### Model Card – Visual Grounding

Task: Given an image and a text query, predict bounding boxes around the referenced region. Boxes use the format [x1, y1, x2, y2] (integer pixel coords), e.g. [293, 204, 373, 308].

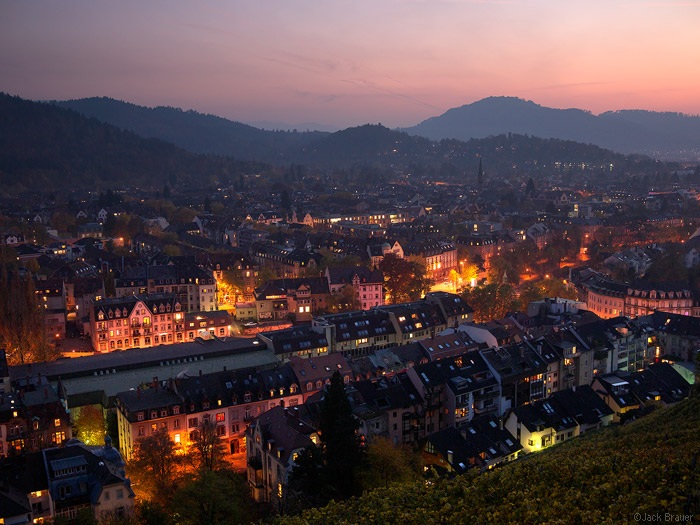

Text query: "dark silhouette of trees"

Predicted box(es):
[288, 371, 363, 511]
[320, 371, 362, 499]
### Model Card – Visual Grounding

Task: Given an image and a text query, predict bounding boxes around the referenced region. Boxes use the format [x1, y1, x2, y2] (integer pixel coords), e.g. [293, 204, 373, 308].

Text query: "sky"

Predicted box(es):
[2, 0, 700, 129]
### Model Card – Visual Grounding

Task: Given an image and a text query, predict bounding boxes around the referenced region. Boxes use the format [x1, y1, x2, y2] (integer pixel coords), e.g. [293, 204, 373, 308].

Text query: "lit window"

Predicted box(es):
[54, 418, 61, 427]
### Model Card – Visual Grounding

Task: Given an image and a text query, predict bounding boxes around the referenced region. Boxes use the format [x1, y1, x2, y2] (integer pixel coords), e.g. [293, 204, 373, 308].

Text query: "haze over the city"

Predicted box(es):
[3, 0, 700, 129]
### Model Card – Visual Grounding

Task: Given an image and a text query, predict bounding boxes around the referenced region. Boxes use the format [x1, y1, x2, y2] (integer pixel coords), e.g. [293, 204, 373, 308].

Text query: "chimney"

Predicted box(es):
[43, 387, 49, 400]
[199, 370, 203, 377]
[447, 450, 454, 465]
[136, 386, 141, 399]
[223, 366, 227, 372]
[152, 376, 159, 391]
[499, 417, 504, 430]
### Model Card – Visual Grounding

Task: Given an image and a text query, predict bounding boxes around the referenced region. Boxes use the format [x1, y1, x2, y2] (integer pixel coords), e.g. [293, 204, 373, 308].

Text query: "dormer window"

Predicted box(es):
[203, 401, 210, 409]
[98, 312, 104, 320]
[173, 406, 180, 415]
[137, 412, 144, 421]
[244, 392, 252, 403]
[151, 411, 157, 419]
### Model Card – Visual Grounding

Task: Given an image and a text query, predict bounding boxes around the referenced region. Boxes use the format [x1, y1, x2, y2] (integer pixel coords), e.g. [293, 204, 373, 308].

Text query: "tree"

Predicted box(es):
[256, 266, 277, 287]
[73, 405, 105, 446]
[162, 244, 182, 257]
[287, 445, 329, 512]
[461, 283, 518, 323]
[0, 267, 56, 365]
[379, 253, 431, 304]
[280, 189, 291, 212]
[171, 470, 253, 525]
[326, 284, 357, 314]
[103, 270, 116, 298]
[359, 437, 422, 491]
[517, 279, 577, 311]
[319, 371, 362, 499]
[187, 418, 226, 473]
[525, 177, 536, 196]
[130, 428, 179, 504]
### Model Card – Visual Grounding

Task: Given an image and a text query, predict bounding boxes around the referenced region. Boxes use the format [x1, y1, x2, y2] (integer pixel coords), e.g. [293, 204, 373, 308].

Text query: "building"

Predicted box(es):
[408, 350, 500, 432]
[254, 277, 331, 322]
[403, 240, 458, 282]
[250, 243, 319, 279]
[89, 293, 186, 352]
[325, 266, 385, 310]
[0, 367, 72, 458]
[573, 268, 697, 319]
[480, 343, 549, 415]
[246, 406, 319, 509]
[423, 415, 521, 474]
[349, 373, 423, 445]
[9, 338, 277, 414]
[505, 385, 613, 454]
[0, 437, 134, 523]
[288, 354, 353, 401]
[115, 264, 218, 313]
[115, 365, 304, 461]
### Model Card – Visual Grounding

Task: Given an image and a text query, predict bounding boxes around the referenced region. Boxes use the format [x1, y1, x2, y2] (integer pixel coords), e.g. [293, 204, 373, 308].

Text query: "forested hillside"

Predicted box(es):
[0, 94, 270, 192]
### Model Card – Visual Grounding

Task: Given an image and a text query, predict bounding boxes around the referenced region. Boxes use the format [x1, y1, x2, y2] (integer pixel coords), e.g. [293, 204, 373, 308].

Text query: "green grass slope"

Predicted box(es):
[280, 398, 700, 524]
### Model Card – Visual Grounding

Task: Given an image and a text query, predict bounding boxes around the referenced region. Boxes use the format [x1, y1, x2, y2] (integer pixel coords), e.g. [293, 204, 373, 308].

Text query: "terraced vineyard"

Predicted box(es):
[279, 398, 700, 524]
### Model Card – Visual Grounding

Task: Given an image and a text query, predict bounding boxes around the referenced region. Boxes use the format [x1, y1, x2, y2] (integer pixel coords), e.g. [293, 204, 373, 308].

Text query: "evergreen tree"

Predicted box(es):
[281, 189, 291, 212]
[319, 371, 362, 499]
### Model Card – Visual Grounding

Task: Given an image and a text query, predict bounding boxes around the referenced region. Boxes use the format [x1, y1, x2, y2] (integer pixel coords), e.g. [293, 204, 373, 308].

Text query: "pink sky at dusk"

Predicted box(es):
[2, 0, 700, 129]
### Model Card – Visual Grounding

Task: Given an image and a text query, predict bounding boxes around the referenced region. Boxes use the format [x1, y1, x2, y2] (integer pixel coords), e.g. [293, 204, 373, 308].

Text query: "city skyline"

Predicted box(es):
[3, 0, 700, 129]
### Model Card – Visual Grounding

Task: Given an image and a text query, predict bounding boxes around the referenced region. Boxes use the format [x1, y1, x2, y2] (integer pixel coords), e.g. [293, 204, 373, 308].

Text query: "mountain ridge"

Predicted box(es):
[403, 96, 700, 159]
[0, 93, 270, 193]
[53, 97, 327, 161]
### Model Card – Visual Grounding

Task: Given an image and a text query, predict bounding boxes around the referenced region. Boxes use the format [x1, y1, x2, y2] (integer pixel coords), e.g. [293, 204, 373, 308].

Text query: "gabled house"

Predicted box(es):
[246, 406, 319, 510]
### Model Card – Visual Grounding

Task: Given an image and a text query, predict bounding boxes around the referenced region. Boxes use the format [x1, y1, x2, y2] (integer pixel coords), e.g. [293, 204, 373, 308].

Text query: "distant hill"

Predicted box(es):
[4, 93, 669, 192]
[51, 97, 669, 176]
[279, 397, 700, 524]
[292, 124, 663, 177]
[245, 120, 338, 133]
[403, 96, 700, 159]
[54, 97, 327, 161]
[0, 94, 269, 193]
